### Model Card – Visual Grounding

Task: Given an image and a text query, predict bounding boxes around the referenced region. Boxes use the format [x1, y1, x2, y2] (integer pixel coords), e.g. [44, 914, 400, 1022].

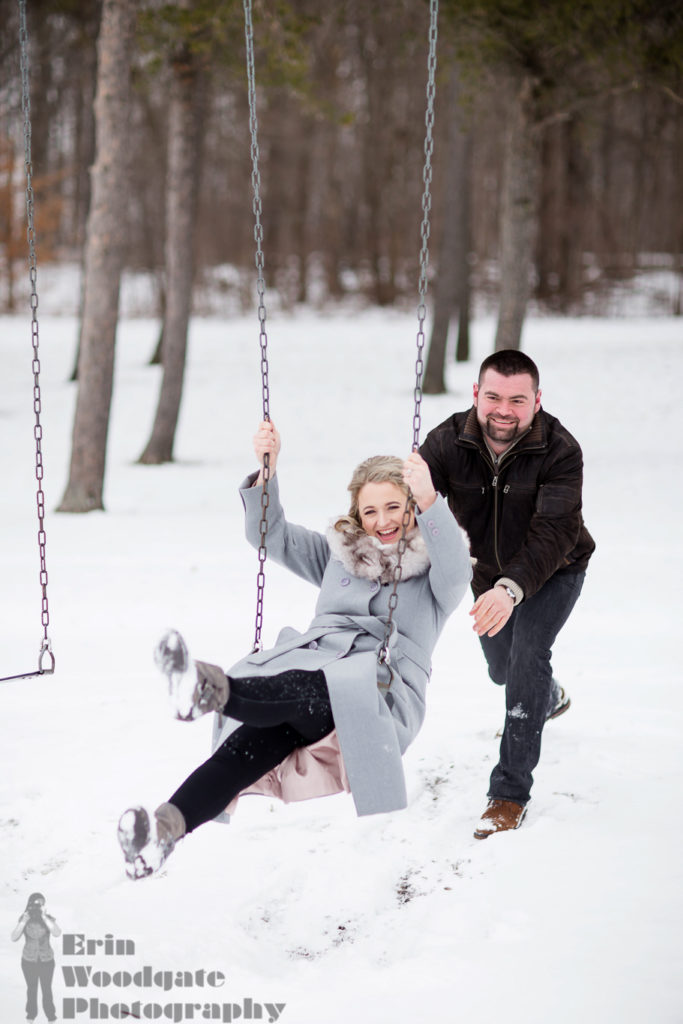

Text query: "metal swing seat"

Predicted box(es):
[1, 0, 55, 684]
[243, 0, 439, 666]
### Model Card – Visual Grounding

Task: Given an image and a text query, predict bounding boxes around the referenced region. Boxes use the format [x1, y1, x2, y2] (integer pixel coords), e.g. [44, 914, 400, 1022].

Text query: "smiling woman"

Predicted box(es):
[117, 422, 472, 880]
[333, 452, 435, 546]
[358, 481, 416, 543]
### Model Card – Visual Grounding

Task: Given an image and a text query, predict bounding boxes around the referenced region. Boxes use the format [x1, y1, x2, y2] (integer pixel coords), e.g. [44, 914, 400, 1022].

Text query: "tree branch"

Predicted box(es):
[532, 79, 642, 133]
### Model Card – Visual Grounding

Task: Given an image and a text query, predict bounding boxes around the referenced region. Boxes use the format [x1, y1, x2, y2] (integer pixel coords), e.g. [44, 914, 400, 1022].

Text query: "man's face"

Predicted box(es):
[473, 369, 541, 452]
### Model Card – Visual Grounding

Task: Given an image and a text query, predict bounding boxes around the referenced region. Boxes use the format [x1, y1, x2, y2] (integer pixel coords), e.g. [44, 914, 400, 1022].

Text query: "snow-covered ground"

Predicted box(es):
[1, 298, 681, 1024]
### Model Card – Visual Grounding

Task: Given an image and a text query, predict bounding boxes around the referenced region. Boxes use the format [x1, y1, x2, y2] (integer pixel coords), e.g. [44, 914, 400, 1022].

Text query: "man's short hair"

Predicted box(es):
[478, 350, 540, 392]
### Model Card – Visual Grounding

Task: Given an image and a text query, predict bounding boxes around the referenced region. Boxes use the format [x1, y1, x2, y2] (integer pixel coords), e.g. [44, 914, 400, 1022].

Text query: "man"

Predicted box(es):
[420, 349, 595, 838]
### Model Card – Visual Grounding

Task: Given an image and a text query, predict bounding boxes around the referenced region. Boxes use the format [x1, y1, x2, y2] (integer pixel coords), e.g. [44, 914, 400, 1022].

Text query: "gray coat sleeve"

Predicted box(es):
[239, 472, 330, 587]
[416, 494, 473, 615]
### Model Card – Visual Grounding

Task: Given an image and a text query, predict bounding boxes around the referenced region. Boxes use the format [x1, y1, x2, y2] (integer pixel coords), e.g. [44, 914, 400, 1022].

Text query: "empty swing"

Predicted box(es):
[242, 0, 439, 665]
[1, 0, 55, 684]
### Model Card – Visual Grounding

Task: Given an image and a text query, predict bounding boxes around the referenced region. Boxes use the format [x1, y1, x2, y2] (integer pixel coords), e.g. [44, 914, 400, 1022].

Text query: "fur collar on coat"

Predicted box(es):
[326, 523, 430, 585]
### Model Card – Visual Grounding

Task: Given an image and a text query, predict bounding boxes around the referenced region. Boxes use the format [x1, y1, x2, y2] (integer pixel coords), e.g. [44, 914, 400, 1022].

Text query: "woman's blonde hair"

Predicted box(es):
[334, 455, 414, 536]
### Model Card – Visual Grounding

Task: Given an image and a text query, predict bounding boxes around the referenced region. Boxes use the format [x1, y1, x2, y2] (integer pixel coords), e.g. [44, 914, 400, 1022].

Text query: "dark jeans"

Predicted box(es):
[170, 669, 334, 832]
[479, 571, 585, 805]
[22, 958, 56, 1021]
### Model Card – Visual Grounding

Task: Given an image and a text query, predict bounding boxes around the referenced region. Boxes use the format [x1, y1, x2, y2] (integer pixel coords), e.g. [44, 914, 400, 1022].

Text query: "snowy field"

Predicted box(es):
[1, 295, 681, 1024]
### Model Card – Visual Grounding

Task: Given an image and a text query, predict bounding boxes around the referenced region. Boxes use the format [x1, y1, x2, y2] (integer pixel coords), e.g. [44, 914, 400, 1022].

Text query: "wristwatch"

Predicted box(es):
[501, 585, 516, 603]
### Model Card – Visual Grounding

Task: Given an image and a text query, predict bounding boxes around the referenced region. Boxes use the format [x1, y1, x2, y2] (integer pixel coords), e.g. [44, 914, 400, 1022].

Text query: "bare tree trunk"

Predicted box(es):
[137, 50, 205, 465]
[1, 143, 17, 312]
[69, 3, 102, 383]
[57, 0, 135, 513]
[494, 74, 540, 352]
[558, 118, 583, 311]
[74, 4, 102, 248]
[455, 184, 472, 365]
[424, 66, 472, 393]
[535, 118, 583, 312]
[293, 133, 311, 305]
[26, 1, 51, 180]
[675, 109, 683, 317]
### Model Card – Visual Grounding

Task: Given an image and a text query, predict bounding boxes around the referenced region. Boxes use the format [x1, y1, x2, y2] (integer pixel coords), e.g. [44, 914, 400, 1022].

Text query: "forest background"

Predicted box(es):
[1, 7, 682, 1018]
[0, 0, 682, 514]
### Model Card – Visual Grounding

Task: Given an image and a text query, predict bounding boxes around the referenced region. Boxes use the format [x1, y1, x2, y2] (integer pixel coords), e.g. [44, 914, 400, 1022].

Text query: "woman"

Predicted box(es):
[118, 421, 472, 879]
[11, 892, 61, 1023]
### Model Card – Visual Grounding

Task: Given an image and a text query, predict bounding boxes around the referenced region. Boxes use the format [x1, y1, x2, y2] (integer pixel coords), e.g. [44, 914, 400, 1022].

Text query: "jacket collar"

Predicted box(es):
[460, 406, 547, 454]
[326, 523, 430, 585]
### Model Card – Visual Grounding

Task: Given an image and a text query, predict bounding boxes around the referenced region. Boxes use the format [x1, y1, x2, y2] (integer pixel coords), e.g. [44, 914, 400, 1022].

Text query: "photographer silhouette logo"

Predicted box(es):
[11, 892, 61, 1023]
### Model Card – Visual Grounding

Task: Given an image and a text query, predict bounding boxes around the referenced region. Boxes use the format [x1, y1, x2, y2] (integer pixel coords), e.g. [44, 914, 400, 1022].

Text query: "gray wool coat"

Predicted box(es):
[213, 472, 472, 817]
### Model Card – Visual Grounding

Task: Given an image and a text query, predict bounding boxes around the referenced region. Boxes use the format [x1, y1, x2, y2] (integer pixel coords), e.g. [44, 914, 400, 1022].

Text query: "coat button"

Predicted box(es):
[308, 640, 318, 650]
[427, 519, 436, 527]
[370, 580, 379, 592]
[431, 527, 439, 536]
[340, 577, 350, 587]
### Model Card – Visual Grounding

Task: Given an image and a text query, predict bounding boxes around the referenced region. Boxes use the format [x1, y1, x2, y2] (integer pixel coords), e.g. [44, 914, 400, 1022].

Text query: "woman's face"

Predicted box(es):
[357, 481, 414, 544]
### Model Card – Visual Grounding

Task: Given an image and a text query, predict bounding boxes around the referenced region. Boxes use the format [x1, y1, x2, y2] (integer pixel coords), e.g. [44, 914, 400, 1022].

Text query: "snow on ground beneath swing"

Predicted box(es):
[0, 292, 681, 1024]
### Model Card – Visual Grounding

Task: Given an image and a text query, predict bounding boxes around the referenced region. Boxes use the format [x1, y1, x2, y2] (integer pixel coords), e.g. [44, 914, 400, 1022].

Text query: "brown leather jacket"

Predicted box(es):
[420, 407, 595, 600]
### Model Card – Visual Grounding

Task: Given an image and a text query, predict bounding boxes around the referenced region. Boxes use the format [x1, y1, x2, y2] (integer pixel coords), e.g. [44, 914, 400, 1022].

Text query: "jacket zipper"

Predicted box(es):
[492, 474, 501, 571]
[476, 449, 502, 573]
[490, 451, 518, 573]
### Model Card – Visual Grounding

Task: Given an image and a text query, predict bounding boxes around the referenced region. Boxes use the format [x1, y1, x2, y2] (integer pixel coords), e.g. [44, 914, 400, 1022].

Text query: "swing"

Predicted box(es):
[0, 0, 55, 684]
[243, 0, 439, 667]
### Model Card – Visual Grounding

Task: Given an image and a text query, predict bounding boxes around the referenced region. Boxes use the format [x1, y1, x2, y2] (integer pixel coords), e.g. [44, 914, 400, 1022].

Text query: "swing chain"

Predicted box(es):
[19, 0, 54, 676]
[252, 460, 270, 653]
[244, 0, 271, 653]
[244, 0, 269, 424]
[412, 0, 438, 454]
[377, 497, 416, 667]
[243, 0, 437, 664]
[378, 0, 438, 668]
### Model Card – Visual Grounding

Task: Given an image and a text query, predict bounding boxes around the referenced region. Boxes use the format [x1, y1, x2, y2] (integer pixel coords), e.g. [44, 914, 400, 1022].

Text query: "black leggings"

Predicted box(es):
[169, 669, 334, 832]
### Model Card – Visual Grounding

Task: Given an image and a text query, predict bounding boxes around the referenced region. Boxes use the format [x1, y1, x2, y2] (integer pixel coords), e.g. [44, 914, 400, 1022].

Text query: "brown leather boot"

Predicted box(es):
[473, 798, 527, 840]
[546, 684, 571, 720]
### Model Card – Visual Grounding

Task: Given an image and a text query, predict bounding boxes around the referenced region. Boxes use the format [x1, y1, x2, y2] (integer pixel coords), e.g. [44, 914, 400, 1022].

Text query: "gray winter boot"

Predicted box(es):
[118, 802, 186, 880]
[154, 629, 229, 721]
